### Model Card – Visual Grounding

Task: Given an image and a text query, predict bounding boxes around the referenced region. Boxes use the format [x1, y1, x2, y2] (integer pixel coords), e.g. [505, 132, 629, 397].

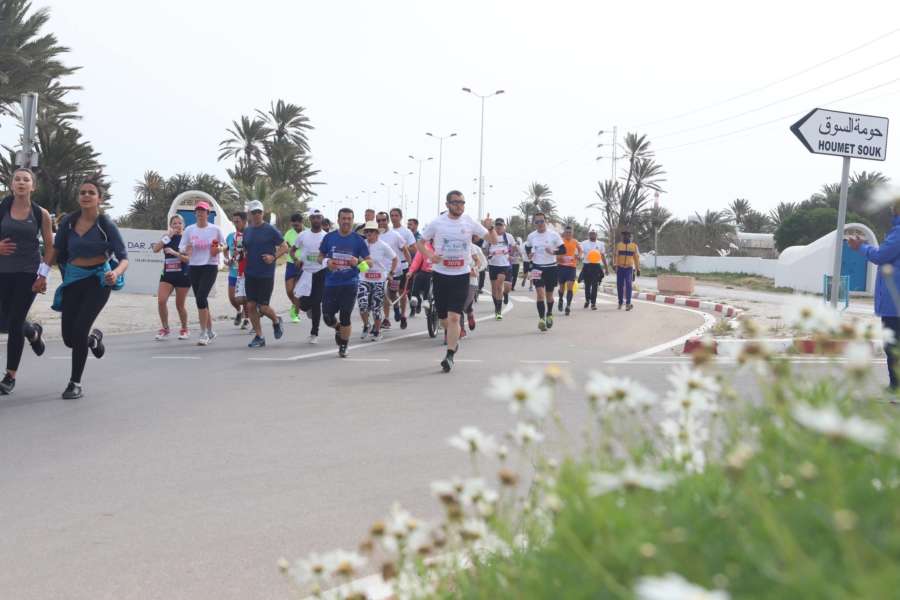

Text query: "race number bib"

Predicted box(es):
[491, 246, 508, 256]
[331, 252, 353, 269]
[440, 239, 468, 268]
[164, 257, 182, 273]
[531, 269, 543, 281]
[365, 270, 382, 280]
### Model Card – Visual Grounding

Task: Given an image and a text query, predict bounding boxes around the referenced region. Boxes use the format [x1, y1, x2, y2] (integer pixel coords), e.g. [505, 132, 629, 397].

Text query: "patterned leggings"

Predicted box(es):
[357, 280, 385, 320]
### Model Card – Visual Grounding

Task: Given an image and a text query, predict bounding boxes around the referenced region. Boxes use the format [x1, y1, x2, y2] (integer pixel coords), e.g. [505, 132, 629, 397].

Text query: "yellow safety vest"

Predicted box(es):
[614, 242, 639, 268]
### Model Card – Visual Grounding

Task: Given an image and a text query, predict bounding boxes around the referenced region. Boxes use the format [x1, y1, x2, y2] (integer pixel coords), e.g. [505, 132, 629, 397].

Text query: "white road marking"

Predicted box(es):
[520, 359, 570, 364]
[344, 358, 391, 362]
[606, 300, 716, 364]
[453, 359, 484, 363]
[152, 356, 201, 360]
[49, 356, 68, 360]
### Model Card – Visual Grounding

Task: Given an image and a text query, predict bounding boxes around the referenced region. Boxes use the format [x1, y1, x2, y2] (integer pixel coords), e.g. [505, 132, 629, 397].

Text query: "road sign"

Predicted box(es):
[790, 108, 889, 161]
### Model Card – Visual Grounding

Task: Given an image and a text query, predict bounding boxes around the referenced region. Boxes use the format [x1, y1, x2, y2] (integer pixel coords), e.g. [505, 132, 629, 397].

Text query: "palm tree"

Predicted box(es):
[218, 115, 271, 163]
[769, 202, 798, 228]
[690, 210, 735, 255]
[635, 204, 673, 252]
[728, 198, 752, 227]
[740, 210, 773, 233]
[259, 100, 313, 152]
[232, 177, 305, 230]
[0, 0, 79, 119]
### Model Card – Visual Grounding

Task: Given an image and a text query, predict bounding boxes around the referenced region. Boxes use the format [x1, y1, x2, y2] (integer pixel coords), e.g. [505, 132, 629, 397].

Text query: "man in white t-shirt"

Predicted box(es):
[581, 230, 605, 257]
[358, 221, 398, 342]
[376, 212, 412, 332]
[417, 190, 497, 372]
[388, 208, 417, 328]
[485, 218, 516, 320]
[525, 212, 565, 332]
[290, 209, 327, 344]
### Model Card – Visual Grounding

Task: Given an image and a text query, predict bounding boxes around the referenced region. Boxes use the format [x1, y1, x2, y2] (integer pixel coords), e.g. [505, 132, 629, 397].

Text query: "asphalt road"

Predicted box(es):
[0, 290, 716, 600]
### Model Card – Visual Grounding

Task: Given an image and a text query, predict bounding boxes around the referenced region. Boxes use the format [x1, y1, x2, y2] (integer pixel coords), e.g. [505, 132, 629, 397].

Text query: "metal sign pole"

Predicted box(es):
[830, 156, 851, 308]
[16, 93, 40, 168]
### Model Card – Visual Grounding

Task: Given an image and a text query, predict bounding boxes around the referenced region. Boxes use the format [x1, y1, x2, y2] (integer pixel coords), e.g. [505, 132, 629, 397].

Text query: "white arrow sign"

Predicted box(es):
[790, 108, 889, 161]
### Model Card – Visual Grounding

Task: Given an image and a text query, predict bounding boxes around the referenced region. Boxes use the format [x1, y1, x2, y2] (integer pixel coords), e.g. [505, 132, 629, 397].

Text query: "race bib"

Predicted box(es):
[365, 271, 382, 280]
[531, 269, 543, 281]
[443, 258, 465, 267]
[491, 247, 509, 256]
[164, 257, 182, 272]
[305, 252, 319, 263]
[331, 252, 353, 269]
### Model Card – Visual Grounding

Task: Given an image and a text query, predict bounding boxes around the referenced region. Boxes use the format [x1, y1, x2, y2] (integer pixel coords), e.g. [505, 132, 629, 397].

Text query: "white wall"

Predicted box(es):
[774, 223, 877, 295]
[652, 255, 777, 278]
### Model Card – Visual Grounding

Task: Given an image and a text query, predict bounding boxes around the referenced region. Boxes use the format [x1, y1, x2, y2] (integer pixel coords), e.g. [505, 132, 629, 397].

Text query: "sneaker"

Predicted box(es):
[308, 334, 318, 344]
[290, 305, 300, 323]
[233, 312, 242, 326]
[584, 301, 590, 309]
[178, 328, 190, 340]
[0, 373, 15, 395]
[410, 297, 420, 313]
[382, 318, 392, 330]
[495, 312, 503, 321]
[400, 317, 408, 330]
[198, 332, 210, 346]
[617, 304, 623, 310]
[441, 350, 455, 373]
[546, 314, 554, 329]
[88, 329, 105, 359]
[557, 298, 563, 311]
[370, 330, 381, 342]
[208, 330, 217, 343]
[338, 343, 348, 358]
[62, 381, 83, 400]
[538, 318, 547, 332]
[565, 306, 571, 316]
[467, 312, 476, 331]
[240, 319, 250, 330]
[626, 304, 634, 311]
[503, 292, 509, 305]
[591, 304, 598, 311]
[273, 317, 284, 340]
[248, 335, 266, 348]
[361, 325, 370, 340]
[155, 328, 171, 341]
[26, 322, 45, 356]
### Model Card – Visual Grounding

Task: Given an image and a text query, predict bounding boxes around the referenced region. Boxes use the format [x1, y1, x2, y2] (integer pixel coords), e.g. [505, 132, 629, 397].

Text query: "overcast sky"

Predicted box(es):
[4, 0, 899, 226]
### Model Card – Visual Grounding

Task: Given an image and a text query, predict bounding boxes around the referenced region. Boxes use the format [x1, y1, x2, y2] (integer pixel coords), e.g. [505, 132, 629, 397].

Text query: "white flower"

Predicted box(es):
[320, 549, 366, 579]
[460, 517, 489, 542]
[448, 426, 498, 456]
[844, 341, 872, 372]
[585, 371, 657, 411]
[792, 403, 887, 450]
[512, 422, 545, 446]
[286, 552, 329, 587]
[882, 324, 897, 345]
[487, 371, 554, 419]
[783, 297, 840, 335]
[635, 572, 730, 600]
[385, 502, 417, 540]
[588, 465, 677, 496]
[664, 365, 720, 414]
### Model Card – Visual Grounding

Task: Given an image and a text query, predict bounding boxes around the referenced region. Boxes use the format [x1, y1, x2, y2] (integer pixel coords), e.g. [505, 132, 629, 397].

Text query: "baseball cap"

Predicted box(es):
[195, 201, 211, 211]
[308, 208, 323, 217]
[247, 200, 264, 212]
[494, 217, 505, 226]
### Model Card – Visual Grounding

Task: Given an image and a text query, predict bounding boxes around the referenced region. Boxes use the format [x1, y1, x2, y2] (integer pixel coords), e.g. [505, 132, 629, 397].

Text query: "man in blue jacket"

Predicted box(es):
[849, 206, 900, 391]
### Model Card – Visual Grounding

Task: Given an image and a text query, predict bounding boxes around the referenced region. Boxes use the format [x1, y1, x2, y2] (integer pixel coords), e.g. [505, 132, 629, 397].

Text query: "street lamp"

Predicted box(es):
[392, 170, 414, 215]
[408, 154, 433, 221]
[595, 126, 619, 181]
[425, 131, 457, 218]
[380, 181, 398, 206]
[462, 87, 505, 219]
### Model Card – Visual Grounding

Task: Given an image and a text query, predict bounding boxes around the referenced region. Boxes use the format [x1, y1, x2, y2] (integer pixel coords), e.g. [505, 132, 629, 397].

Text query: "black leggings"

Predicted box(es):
[0, 272, 37, 372]
[61, 276, 111, 384]
[189, 265, 218, 310]
[510, 263, 520, 288]
[297, 270, 325, 336]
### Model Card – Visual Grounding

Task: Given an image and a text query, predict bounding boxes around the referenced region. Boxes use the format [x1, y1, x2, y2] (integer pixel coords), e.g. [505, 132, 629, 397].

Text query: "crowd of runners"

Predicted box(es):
[1, 168, 642, 398]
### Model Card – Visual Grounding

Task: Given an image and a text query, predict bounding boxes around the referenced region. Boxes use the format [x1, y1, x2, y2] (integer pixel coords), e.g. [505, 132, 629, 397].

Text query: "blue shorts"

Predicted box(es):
[488, 265, 512, 281]
[285, 262, 300, 281]
[557, 266, 577, 283]
[228, 275, 238, 288]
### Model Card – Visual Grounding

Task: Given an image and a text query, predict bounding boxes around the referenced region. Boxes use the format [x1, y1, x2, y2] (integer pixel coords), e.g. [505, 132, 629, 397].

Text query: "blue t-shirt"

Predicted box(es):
[242, 223, 284, 278]
[319, 229, 370, 287]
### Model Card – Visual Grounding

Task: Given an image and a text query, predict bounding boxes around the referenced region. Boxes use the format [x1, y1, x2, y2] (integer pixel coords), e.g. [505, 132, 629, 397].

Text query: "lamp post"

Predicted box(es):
[408, 154, 433, 221]
[462, 87, 505, 219]
[392, 170, 414, 215]
[379, 181, 398, 207]
[595, 126, 619, 181]
[425, 131, 457, 218]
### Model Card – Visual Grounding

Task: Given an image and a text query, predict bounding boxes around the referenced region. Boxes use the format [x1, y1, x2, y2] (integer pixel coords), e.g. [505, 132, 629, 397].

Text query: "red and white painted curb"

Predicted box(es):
[600, 286, 742, 318]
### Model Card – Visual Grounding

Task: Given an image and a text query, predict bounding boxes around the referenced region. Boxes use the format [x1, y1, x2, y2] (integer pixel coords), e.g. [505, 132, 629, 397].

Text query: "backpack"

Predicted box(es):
[0, 195, 45, 234]
[55, 209, 119, 272]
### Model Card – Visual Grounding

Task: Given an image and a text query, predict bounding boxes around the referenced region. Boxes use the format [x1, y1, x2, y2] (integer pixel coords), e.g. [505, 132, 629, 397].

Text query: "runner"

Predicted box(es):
[509, 236, 522, 291]
[179, 200, 225, 346]
[322, 218, 333, 232]
[389, 208, 417, 328]
[355, 209, 376, 233]
[556, 226, 583, 316]
[319, 207, 371, 358]
[461, 237, 487, 338]
[407, 217, 421, 270]
[51, 177, 129, 400]
[151, 214, 191, 340]
[526, 213, 564, 332]
[357, 221, 398, 342]
[291, 209, 327, 344]
[416, 190, 496, 372]
[283, 212, 304, 323]
[377, 211, 412, 331]
[407, 238, 434, 315]
[0, 168, 52, 395]
[581, 229, 605, 259]
[224, 210, 249, 329]
[243, 200, 289, 348]
[578, 246, 608, 310]
[485, 218, 515, 320]
[521, 237, 533, 291]
[613, 229, 641, 311]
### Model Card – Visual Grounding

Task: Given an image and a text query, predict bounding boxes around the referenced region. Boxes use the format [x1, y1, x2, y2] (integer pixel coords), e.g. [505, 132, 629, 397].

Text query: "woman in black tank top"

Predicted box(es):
[0, 167, 54, 395]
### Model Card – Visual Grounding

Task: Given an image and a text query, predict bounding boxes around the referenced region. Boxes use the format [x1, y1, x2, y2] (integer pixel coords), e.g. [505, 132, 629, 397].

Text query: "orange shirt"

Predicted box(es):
[558, 239, 579, 267]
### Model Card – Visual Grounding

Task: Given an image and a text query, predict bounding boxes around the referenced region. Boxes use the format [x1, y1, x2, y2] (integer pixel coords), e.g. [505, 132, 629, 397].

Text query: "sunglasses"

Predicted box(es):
[533, 219, 545, 224]
[448, 200, 465, 205]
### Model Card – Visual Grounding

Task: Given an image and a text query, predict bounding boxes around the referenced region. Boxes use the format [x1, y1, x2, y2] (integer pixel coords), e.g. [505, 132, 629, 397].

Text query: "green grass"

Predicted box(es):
[641, 268, 794, 294]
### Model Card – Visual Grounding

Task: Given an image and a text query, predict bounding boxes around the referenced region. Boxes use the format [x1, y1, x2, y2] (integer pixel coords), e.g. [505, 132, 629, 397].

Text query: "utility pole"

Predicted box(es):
[462, 87, 505, 219]
[426, 132, 457, 219]
[16, 93, 40, 168]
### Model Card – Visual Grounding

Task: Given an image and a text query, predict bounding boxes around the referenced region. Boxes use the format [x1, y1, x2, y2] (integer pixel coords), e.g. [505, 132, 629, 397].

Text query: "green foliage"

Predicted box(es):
[774, 207, 874, 252]
[117, 171, 235, 229]
[232, 177, 306, 230]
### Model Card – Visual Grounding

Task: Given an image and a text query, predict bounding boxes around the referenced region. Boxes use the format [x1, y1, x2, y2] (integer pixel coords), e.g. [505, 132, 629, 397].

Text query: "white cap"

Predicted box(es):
[247, 200, 264, 212]
[308, 208, 322, 216]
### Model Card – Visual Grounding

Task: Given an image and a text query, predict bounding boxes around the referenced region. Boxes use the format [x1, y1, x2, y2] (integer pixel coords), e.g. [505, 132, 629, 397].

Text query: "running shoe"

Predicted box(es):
[27, 322, 45, 356]
[538, 318, 547, 332]
[248, 335, 266, 348]
[626, 304, 634, 311]
[338, 343, 348, 358]
[178, 328, 190, 340]
[155, 328, 171, 341]
[467, 311, 476, 331]
[361, 325, 370, 340]
[382, 318, 392, 330]
[400, 316, 408, 330]
[62, 381, 83, 400]
[591, 305, 598, 311]
[557, 297, 563, 311]
[308, 334, 318, 344]
[88, 329, 105, 358]
[546, 314, 554, 329]
[240, 319, 250, 330]
[410, 297, 419, 313]
[440, 350, 455, 373]
[565, 306, 571, 316]
[290, 305, 300, 323]
[495, 312, 503, 321]
[198, 332, 210, 346]
[233, 312, 242, 326]
[273, 317, 284, 340]
[617, 304, 623, 310]
[584, 301, 590, 308]
[370, 330, 381, 342]
[208, 330, 217, 343]
[0, 374, 14, 395]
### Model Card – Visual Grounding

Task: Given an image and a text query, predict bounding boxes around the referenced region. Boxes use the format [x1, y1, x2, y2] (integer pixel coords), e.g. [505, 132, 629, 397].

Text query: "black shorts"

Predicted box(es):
[245, 275, 275, 305]
[531, 264, 558, 291]
[285, 262, 300, 281]
[160, 272, 191, 288]
[432, 272, 469, 319]
[557, 266, 577, 283]
[488, 265, 512, 281]
[522, 261, 532, 273]
[323, 284, 357, 327]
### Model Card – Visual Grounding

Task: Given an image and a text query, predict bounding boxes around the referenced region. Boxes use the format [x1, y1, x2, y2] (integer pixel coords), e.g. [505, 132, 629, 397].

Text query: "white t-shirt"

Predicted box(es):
[363, 239, 397, 283]
[180, 224, 225, 266]
[581, 239, 605, 256]
[421, 213, 489, 276]
[470, 243, 487, 286]
[293, 230, 326, 273]
[486, 232, 516, 267]
[391, 225, 416, 267]
[526, 229, 564, 267]
[381, 229, 409, 274]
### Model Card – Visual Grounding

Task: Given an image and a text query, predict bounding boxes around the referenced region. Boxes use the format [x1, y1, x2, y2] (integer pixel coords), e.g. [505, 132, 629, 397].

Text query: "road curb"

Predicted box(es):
[600, 285, 742, 318]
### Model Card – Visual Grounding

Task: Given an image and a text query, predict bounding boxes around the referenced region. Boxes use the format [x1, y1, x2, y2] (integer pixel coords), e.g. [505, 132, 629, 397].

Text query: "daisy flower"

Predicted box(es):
[585, 371, 657, 412]
[487, 371, 554, 419]
[512, 422, 545, 446]
[792, 403, 886, 450]
[635, 573, 730, 600]
[588, 465, 677, 496]
[448, 426, 498, 456]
